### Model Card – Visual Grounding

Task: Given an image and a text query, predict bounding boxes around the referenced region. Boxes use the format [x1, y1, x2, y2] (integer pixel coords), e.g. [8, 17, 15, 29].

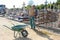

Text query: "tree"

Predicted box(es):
[56, 0, 60, 5]
[40, 4, 45, 9]
[57, 0, 60, 3]
[35, 5, 41, 9]
[25, 5, 31, 9]
[56, 0, 60, 9]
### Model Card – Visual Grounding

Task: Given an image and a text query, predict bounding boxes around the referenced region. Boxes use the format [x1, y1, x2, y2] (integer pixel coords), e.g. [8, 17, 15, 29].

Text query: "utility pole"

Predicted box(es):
[13, 5, 15, 15]
[53, 2, 55, 12]
[50, 1, 51, 11]
[45, 0, 48, 10]
[23, 2, 25, 12]
[13, 5, 16, 20]
[45, 0, 48, 27]
[58, 4, 60, 12]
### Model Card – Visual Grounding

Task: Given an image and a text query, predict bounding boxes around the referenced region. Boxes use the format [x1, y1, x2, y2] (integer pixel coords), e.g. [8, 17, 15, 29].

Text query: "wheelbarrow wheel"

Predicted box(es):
[21, 30, 28, 37]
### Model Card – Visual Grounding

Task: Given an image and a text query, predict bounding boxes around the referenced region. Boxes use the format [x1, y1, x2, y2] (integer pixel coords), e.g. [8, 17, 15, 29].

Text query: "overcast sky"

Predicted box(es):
[0, 0, 57, 8]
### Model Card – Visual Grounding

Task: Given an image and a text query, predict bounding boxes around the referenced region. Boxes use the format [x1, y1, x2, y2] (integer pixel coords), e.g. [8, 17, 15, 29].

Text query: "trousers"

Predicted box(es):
[30, 16, 35, 29]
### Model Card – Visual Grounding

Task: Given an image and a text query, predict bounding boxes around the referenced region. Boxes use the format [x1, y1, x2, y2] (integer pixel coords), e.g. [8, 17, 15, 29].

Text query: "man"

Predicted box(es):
[29, 5, 36, 29]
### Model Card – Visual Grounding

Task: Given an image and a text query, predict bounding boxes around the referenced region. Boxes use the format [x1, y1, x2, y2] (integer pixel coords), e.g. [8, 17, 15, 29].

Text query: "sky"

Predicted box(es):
[0, 0, 57, 8]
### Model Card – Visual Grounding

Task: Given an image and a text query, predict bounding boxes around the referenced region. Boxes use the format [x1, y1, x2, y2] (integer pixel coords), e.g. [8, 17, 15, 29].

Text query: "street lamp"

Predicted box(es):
[45, 0, 48, 10]
[23, 2, 25, 13]
[13, 5, 16, 19]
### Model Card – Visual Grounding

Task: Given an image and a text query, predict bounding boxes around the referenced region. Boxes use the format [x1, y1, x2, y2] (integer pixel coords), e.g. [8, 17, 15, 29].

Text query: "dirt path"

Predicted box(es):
[0, 17, 60, 40]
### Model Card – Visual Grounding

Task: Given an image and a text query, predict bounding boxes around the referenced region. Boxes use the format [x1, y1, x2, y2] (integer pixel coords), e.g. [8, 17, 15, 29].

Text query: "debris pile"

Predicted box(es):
[38, 10, 59, 24]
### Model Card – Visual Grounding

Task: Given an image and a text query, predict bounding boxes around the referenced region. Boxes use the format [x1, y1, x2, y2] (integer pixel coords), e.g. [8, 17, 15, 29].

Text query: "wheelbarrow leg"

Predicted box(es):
[14, 31, 21, 38]
[14, 31, 16, 38]
[14, 31, 18, 38]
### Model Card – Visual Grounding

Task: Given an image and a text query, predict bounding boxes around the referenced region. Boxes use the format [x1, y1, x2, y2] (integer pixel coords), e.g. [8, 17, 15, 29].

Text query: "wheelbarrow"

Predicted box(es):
[3, 24, 28, 38]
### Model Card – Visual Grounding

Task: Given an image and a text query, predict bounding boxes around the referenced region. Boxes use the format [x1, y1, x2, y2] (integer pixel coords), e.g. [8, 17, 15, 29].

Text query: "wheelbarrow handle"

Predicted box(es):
[3, 25, 12, 30]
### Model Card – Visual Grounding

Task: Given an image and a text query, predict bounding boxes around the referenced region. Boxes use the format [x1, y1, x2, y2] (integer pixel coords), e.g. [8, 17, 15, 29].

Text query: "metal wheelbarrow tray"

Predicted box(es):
[3, 24, 28, 38]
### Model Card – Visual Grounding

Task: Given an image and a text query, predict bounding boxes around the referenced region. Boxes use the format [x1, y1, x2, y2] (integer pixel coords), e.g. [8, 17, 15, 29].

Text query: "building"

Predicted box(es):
[0, 5, 6, 16]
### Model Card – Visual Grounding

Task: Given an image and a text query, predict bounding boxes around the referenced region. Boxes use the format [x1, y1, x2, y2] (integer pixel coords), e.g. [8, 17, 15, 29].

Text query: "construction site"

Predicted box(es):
[0, 0, 60, 40]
